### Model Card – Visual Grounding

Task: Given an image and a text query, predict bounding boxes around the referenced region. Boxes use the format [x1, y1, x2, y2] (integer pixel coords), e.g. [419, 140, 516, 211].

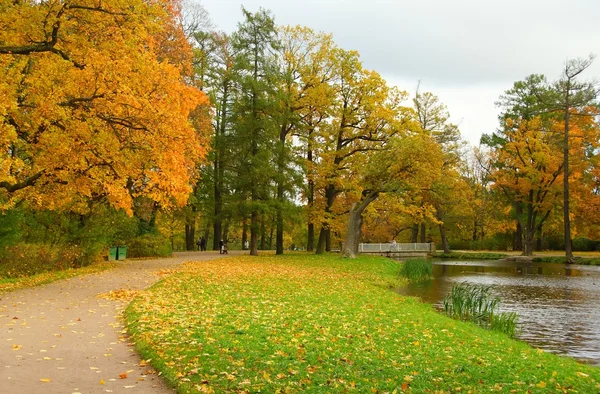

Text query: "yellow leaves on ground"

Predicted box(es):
[98, 289, 142, 301]
[40, 378, 51, 383]
[125, 254, 600, 393]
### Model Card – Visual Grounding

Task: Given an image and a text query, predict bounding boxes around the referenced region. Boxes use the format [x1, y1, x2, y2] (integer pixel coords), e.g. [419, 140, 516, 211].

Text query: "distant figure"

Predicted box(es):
[244, 240, 249, 250]
[390, 238, 397, 251]
[200, 237, 206, 252]
[196, 237, 202, 251]
[219, 239, 224, 254]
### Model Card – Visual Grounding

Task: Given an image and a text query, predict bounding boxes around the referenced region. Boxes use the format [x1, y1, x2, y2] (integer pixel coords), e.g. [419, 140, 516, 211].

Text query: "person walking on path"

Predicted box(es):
[0, 250, 233, 394]
[199, 236, 206, 251]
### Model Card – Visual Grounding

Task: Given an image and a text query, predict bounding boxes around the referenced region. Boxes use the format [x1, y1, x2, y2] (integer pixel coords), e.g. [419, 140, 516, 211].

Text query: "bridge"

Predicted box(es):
[358, 243, 435, 257]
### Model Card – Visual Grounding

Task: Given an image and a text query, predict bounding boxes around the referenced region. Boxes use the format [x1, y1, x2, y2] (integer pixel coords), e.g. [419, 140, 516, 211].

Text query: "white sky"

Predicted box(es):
[198, 0, 600, 146]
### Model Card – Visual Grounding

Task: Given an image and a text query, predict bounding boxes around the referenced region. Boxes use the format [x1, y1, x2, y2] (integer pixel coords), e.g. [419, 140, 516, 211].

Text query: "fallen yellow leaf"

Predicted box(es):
[40, 378, 51, 383]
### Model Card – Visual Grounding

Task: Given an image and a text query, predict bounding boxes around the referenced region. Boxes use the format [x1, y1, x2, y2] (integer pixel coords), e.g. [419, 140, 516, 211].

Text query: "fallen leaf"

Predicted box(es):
[119, 373, 128, 379]
[40, 378, 51, 383]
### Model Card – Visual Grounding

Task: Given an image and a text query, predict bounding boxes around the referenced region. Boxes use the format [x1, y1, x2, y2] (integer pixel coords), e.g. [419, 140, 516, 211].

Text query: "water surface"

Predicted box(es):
[397, 260, 600, 365]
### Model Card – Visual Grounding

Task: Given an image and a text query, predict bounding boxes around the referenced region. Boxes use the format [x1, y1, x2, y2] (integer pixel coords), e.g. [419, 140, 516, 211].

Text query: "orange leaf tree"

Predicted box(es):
[0, 0, 210, 214]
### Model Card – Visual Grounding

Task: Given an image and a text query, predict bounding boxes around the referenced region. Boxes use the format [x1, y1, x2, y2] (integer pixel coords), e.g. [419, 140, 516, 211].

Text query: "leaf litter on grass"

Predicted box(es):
[126, 254, 600, 393]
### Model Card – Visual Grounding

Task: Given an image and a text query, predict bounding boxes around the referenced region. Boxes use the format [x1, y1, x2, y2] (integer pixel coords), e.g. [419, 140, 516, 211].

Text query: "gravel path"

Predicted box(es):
[0, 250, 235, 394]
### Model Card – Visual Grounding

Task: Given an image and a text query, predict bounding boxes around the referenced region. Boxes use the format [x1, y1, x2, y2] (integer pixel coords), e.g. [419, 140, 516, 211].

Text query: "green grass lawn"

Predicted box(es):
[125, 253, 600, 393]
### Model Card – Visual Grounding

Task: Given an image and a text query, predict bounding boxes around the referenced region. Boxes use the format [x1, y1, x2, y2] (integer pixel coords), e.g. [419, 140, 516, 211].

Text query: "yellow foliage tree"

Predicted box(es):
[0, 0, 210, 214]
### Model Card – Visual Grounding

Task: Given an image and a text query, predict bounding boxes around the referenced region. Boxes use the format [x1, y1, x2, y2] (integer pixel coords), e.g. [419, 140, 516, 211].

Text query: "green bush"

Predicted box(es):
[0, 243, 98, 278]
[443, 282, 519, 337]
[399, 258, 432, 281]
[126, 234, 172, 258]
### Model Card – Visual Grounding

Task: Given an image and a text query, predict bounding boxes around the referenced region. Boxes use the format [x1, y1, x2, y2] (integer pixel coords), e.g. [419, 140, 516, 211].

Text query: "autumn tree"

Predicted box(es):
[551, 56, 598, 261]
[309, 49, 410, 253]
[412, 88, 465, 253]
[275, 26, 336, 253]
[486, 69, 599, 257]
[0, 0, 209, 215]
[342, 134, 442, 258]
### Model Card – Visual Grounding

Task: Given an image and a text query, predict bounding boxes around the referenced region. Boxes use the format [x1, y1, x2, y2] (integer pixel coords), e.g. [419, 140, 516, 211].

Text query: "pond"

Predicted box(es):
[396, 260, 600, 365]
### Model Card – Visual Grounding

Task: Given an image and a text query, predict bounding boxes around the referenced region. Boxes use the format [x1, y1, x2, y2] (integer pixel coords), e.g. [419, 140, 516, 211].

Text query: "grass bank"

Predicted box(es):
[432, 251, 509, 260]
[126, 253, 600, 393]
[532, 256, 600, 265]
[0, 261, 116, 295]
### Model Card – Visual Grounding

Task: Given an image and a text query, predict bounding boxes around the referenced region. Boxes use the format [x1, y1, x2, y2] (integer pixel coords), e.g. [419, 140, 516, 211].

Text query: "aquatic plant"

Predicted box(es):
[443, 282, 519, 337]
[399, 258, 432, 281]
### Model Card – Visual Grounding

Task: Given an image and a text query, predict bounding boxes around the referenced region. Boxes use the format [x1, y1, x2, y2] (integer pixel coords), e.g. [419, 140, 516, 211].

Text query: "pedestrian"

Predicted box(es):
[196, 237, 202, 251]
[219, 239, 224, 254]
[200, 237, 206, 251]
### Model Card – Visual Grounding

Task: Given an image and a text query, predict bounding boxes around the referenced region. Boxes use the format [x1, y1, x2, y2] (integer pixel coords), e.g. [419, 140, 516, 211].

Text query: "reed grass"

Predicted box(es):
[399, 258, 432, 281]
[443, 282, 519, 337]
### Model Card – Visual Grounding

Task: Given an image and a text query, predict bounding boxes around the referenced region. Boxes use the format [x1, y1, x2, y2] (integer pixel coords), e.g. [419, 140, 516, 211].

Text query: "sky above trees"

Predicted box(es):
[199, 0, 600, 145]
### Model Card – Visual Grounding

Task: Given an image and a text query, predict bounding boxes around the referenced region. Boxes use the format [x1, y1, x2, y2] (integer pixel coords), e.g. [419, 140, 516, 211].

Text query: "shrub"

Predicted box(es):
[126, 234, 172, 258]
[443, 282, 519, 337]
[0, 243, 99, 278]
[399, 258, 432, 281]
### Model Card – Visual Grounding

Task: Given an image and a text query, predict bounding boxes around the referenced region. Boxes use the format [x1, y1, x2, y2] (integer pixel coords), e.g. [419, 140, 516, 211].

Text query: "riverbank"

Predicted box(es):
[434, 250, 600, 265]
[125, 253, 600, 393]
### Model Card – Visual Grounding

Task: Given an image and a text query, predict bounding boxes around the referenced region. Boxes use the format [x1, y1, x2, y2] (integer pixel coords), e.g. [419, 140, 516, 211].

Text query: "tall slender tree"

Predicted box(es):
[231, 7, 280, 255]
[552, 56, 598, 261]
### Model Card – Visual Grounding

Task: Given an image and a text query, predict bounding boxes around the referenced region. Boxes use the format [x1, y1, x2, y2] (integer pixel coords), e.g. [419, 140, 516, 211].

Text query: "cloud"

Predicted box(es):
[199, 0, 600, 145]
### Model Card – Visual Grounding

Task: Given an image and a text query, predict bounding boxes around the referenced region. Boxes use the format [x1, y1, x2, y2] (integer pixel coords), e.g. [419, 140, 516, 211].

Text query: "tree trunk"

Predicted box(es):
[316, 227, 328, 254]
[435, 205, 450, 253]
[241, 218, 248, 250]
[213, 81, 228, 251]
[342, 206, 363, 258]
[250, 210, 258, 255]
[342, 191, 379, 258]
[514, 222, 523, 252]
[306, 145, 315, 252]
[419, 222, 426, 243]
[315, 184, 336, 254]
[260, 216, 267, 250]
[563, 104, 574, 262]
[185, 223, 196, 251]
[410, 224, 418, 243]
[275, 126, 287, 255]
[535, 227, 543, 252]
[523, 232, 534, 256]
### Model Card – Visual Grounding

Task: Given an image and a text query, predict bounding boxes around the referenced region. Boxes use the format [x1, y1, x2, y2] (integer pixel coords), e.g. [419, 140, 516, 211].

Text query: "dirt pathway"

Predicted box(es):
[0, 250, 236, 394]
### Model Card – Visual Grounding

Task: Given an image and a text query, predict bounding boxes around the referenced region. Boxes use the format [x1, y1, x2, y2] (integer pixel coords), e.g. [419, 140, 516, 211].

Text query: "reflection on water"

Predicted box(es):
[397, 260, 600, 365]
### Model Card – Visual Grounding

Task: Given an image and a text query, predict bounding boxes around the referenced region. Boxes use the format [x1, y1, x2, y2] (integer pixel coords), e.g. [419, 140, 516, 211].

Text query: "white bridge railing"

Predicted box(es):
[358, 243, 434, 253]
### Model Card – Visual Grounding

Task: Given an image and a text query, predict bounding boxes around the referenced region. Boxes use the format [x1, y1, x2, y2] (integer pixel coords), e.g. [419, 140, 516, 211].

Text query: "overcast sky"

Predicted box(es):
[198, 0, 600, 145]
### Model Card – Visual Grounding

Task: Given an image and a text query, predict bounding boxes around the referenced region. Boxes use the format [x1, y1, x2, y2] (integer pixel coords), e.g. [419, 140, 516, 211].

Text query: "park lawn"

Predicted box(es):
[125, 253, 600, 393]
[0, 261, 116, 295]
